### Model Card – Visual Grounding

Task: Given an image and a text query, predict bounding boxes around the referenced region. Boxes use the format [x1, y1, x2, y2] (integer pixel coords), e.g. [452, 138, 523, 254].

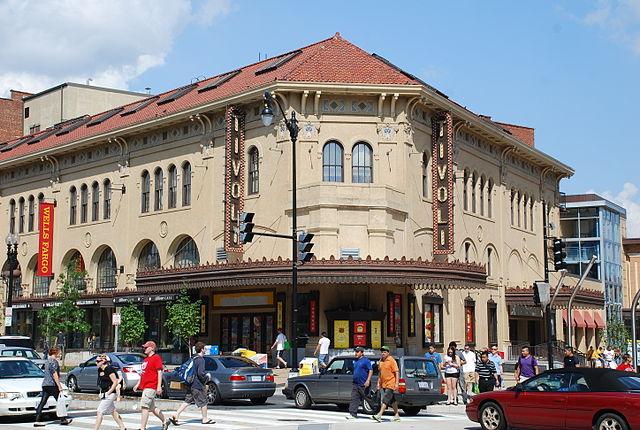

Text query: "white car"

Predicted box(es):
[0, 357, 71, 416]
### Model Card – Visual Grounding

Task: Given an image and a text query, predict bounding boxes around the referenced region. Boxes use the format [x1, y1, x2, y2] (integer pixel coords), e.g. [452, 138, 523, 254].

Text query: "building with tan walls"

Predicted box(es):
[0, 34, 603, 359]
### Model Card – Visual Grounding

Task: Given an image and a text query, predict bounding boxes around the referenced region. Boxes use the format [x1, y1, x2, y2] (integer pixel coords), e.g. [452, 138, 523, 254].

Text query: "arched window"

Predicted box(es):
[69, 187, 77, 225]
[32, 265, 51, 297]
[27, 195, 35, 232]
[154, 168, 163, 211]
[141, 170, 150, 213]
[91, 181, 99, 221]
[248, 147, 259, 194]
[517, 192, 522, 228]
[530, 199, 534, 231]
[37, 194, 44, 229]
[487, 179, 493, 218]
[9, 199, 16, 233]
[523, 195, 528, 230]
[175, 237, 200, 268]
[352, 142, 373, 183]
[479, 177, 485, 216]
[66, 251, 86, 290]
[464, 242, 471, 263]
[471, 173, 477, 213]
[322, 141, 343, 182]
[2, 260, 22, 298]
[97, 248, 117, 290]
[103, 179, 111, 220]
[18, 197, 25, 233]
[138, 241, 160, 271]
[510, 190, 515, 225]
[463, 170, 469, 211]
[422, 152, 429, 198]
[487, 248, 493, 277]
[80, 184, 88, 223]
[182, 162, 191, 206]
[168, 165, 177, 209]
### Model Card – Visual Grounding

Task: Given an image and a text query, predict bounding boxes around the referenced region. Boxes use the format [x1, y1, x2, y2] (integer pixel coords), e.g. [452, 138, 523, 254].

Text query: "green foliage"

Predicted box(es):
[600, 318, 630, 351]
[119, 304, 147, 347]
[165, 289, 201, 350]
[37, 273, 90, 347]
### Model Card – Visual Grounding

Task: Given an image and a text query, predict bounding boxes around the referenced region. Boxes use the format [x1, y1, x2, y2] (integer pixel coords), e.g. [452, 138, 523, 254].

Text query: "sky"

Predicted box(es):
[1, 0, 639, 234]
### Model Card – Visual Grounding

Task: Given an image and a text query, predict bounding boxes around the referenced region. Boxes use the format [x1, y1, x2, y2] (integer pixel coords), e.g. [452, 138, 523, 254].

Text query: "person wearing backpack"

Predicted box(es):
[169, 342, 214, 425]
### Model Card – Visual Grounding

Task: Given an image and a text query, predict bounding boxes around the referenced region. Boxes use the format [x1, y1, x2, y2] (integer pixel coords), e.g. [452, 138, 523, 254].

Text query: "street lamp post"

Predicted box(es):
[4, 233, 19, 335]
[261, 91, 300, 371]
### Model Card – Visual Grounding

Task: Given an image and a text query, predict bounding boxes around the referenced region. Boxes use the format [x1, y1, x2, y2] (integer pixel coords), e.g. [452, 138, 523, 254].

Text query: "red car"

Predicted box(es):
[466, 368, 640, 430]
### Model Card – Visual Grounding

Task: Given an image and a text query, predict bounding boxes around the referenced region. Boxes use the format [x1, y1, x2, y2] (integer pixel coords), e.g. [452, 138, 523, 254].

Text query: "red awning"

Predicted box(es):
[573, 310, 586, 328]
[562, 309, 569, 325]
[594, 311, 605, 327]
[583, 311, 595, 328]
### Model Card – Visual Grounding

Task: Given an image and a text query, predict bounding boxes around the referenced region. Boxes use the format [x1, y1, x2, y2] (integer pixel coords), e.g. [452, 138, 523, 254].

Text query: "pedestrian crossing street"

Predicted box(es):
[4, 407, 469, 429]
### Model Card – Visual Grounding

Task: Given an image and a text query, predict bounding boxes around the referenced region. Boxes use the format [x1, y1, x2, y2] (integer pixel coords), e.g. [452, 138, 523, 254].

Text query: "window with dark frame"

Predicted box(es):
[422, 296, 444, 346]
[32, 266, 51, 298]
[248, 147, 259, 194]
[422, 153, 429, 198]
[175, 237, 200, 268]
[487, 300, 498, 346]
[27, 195, 34, 232]
[168, 165, 177, 208]
[182, 162, 191, 206]
[154, 168, 163, 211]
[37, 194, 44, 229]
[80, 184, 88, 223]
[464, 298, 476, 346]
[352, 142, 373, 183]
[323, 141, 344, 182]
[487, 247, 493, 277]
[97, 248, 117, 290]
[487, 179, 493, 218]
[103, 179, 111, 220]
[138, 241, 160, 271]
[69, 187, 77, 225]
[18, 197, 24, 233]
[141, 171, 150, 213]
[463, 170, 469, 211]
[24, 107, 29, 118]
[91, 182, 99, 221]
[9, 199, 15, 233]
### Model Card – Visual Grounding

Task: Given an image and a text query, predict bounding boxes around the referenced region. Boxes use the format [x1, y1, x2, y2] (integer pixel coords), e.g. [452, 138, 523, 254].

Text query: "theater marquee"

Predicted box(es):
[224, 106, 246, 253]
[432, 112, 454, 254]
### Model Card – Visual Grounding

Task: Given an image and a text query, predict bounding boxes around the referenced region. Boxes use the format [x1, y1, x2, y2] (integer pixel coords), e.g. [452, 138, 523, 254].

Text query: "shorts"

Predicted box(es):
[445, 372, 460, 379]
[318, 354, 328, 365]
[97, 392, 117, 415]
[140, 388, 157, 410]
[276, 350, 284, 358]
[381, 388, 397, 406]
[184, 386, 208, 408]
[464, 372, 478, 384]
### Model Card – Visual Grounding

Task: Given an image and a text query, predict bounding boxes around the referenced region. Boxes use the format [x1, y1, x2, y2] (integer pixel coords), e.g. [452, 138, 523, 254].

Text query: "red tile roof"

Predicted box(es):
[0, 33, 420, 163]
[495, 121, 535, 147]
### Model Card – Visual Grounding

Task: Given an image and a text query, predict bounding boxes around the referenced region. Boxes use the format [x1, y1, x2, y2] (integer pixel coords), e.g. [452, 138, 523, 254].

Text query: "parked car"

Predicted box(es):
[0, 335, 34, 349]
[283, 355, 446, 416]
[466, 368, 640, 430]
[66, 352, 146, 392]
[162, 355, 276, 405]
[0, 346, 46, 369]
[0, 357, 71, 416]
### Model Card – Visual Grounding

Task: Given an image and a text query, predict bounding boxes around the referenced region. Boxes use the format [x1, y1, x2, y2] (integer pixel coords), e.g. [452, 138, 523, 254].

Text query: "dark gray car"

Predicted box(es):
[283, 355, 446, 416]
[163, 355, 276, 405]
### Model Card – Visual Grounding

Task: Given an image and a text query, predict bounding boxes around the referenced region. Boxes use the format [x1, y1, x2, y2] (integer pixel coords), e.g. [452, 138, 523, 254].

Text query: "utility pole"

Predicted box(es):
[542, 201, 554, 369]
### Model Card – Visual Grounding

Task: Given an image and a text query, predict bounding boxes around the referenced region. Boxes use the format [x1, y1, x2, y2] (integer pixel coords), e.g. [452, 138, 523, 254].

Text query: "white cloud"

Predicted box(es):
[580, 0, 640, 55]
[0, 0, 230, 96]
[601, 182, 640, 237]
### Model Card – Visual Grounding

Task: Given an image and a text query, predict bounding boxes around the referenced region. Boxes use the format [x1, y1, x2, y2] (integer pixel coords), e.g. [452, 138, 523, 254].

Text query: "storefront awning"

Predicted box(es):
[583, 311, 595, 328]
[573, 310, 586, 328]
[594, 311, 606, 327]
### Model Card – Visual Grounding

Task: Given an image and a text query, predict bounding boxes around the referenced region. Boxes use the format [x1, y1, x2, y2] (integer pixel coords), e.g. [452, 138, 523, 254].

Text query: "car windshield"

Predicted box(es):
[618, 376, 640, 390]
[404, 359, 438, 377]
[0, 360, 45, 378]
[115, 353, 145, 364]
[218, 357, 258, 368]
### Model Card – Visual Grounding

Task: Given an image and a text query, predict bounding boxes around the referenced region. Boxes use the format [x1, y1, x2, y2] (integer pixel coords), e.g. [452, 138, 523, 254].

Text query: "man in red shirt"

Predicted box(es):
[133, 341, 169, 430]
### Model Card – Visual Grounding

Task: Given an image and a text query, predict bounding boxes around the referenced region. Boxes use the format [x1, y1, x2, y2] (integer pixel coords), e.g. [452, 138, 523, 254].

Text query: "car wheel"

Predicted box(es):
[67, 376, 79, 393]
[294, 387, 311, 409]
[336, 404, 349, 412]
[402, 407, 422, 416]
[250, 397, 268, 405]
[479, 402, 506, 430]
[207, 383, 221, 405]
[596, 413, 629, 430]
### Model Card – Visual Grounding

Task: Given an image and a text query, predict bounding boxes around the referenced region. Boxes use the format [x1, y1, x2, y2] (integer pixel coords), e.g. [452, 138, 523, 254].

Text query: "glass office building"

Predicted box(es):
[560, 194, 625, 322]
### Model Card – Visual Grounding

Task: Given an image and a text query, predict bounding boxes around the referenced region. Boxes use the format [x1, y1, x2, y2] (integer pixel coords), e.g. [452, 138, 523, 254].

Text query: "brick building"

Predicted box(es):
[0, 90, 31, 143]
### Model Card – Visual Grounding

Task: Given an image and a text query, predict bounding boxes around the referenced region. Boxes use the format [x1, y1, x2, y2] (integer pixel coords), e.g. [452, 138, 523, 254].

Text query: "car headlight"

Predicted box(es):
[0, 392, 22, 400]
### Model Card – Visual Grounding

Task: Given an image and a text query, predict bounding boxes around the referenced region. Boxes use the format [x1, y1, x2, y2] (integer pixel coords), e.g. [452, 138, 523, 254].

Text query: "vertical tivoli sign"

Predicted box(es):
[224, 106, 246, 253]
[432, 112, 454, 254]
[37, 202, 55, 276]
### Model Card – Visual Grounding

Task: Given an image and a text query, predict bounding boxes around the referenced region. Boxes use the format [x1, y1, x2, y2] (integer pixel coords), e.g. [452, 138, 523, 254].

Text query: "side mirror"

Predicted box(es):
[79, 363, 85, 368]
[515, 383, 523, 392]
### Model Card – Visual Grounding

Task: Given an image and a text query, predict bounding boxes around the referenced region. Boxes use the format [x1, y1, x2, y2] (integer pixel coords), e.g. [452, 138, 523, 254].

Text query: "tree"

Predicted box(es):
[37, 273, 90, 354]
[165, 289, 201, 352]
[601, 318, 630, 351]
[119, 304, 147, 348]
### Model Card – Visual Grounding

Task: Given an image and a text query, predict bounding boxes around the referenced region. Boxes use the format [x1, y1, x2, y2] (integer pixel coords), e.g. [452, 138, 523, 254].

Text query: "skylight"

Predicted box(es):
[0, 135, 33, 153]
[55, 115, 91, 136]
[156, 84, 196, 106]
[197, 70, 241, 94]
[86, 107, 125, 127]
[255, 50, 302, 75]
[121, 96, 159, 117]
[27, 128, 59, 145]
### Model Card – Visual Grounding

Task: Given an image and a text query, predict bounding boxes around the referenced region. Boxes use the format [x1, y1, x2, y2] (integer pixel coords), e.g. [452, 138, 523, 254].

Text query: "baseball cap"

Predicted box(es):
[380, 345, 390, 352]
[354, 346, 365, 352]
[142, 340, 157, 350]
[98, 354, 111, 362]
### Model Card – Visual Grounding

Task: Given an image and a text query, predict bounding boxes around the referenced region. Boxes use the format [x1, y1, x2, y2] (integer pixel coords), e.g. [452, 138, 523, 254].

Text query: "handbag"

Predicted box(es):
[283, 340, 292, 350]
[56, 392, 68, 417]
[472, 383, 480, 394]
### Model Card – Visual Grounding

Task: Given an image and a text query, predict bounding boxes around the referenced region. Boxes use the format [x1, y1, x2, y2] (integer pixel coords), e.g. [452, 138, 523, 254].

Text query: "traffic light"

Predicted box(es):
[552, 238, 567, 271]
[533, 281, 551, 306]
[298, 232, 315, 263]
[239, 212, 255, 244]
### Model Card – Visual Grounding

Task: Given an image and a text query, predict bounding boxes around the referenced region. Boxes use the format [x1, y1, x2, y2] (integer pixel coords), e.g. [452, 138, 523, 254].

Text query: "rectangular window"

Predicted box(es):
[28, 199, 34, 232]
[70, 200, 77, 226]
[407, 294, 416, 337]
[488, 302, 498, 346]
[465, 300, 476, 345]
[81, 194, 88, 223]
[104, 187, 111, 220]
[24, 107, 29, 118]
[423, 297, 443, 347]
[387, 293, 402, 343]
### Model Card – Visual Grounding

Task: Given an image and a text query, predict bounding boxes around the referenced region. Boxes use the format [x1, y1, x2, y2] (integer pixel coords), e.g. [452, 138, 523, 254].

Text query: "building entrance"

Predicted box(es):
[220, 313, 274, 355]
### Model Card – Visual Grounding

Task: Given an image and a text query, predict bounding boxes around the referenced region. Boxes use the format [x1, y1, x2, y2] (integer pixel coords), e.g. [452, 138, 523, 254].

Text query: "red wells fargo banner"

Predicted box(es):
[37, 202, 55, 276]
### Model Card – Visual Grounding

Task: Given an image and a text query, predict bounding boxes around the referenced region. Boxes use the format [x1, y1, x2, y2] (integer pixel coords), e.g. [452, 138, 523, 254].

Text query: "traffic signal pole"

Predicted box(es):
[543, 201, 554, 370]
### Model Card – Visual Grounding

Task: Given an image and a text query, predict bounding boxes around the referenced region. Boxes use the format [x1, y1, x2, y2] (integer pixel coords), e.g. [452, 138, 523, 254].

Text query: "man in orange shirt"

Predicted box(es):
[372, 346, 400, 422]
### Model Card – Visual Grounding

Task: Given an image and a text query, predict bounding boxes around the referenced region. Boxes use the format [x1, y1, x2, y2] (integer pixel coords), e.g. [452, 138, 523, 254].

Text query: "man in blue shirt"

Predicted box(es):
[423, 343, 442, 376]
[347, 347, 373, 419]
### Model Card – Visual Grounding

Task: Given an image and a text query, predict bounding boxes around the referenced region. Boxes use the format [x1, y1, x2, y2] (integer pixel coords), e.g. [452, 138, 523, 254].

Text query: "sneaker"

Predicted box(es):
[162, 419, 170, 430]
[33, 423, 45, 428]
[371, 414, 382, 422]
[60, 418, 73, 426]
[345, 415, 358, 420]
[393, 416, 401, 422]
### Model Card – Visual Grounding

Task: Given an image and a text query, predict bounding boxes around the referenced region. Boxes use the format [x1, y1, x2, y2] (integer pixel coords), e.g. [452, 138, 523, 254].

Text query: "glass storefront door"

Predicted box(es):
[220, 313, 274, 354]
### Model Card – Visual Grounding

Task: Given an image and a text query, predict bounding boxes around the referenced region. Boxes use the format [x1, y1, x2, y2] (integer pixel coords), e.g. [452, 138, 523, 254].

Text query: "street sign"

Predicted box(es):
[112, 313, 121, 326]
[4, 307, 12, 327]
[4, 316, 11, 327]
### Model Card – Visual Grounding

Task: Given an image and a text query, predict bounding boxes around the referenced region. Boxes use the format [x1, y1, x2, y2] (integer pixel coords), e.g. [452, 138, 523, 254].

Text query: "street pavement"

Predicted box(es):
[0, 393, 479, 430]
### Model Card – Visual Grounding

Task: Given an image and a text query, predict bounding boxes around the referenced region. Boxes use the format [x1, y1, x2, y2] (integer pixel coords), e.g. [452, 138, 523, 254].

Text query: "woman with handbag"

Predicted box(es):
[94, 354, 126, 430]
[34, 347, 72, 427]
